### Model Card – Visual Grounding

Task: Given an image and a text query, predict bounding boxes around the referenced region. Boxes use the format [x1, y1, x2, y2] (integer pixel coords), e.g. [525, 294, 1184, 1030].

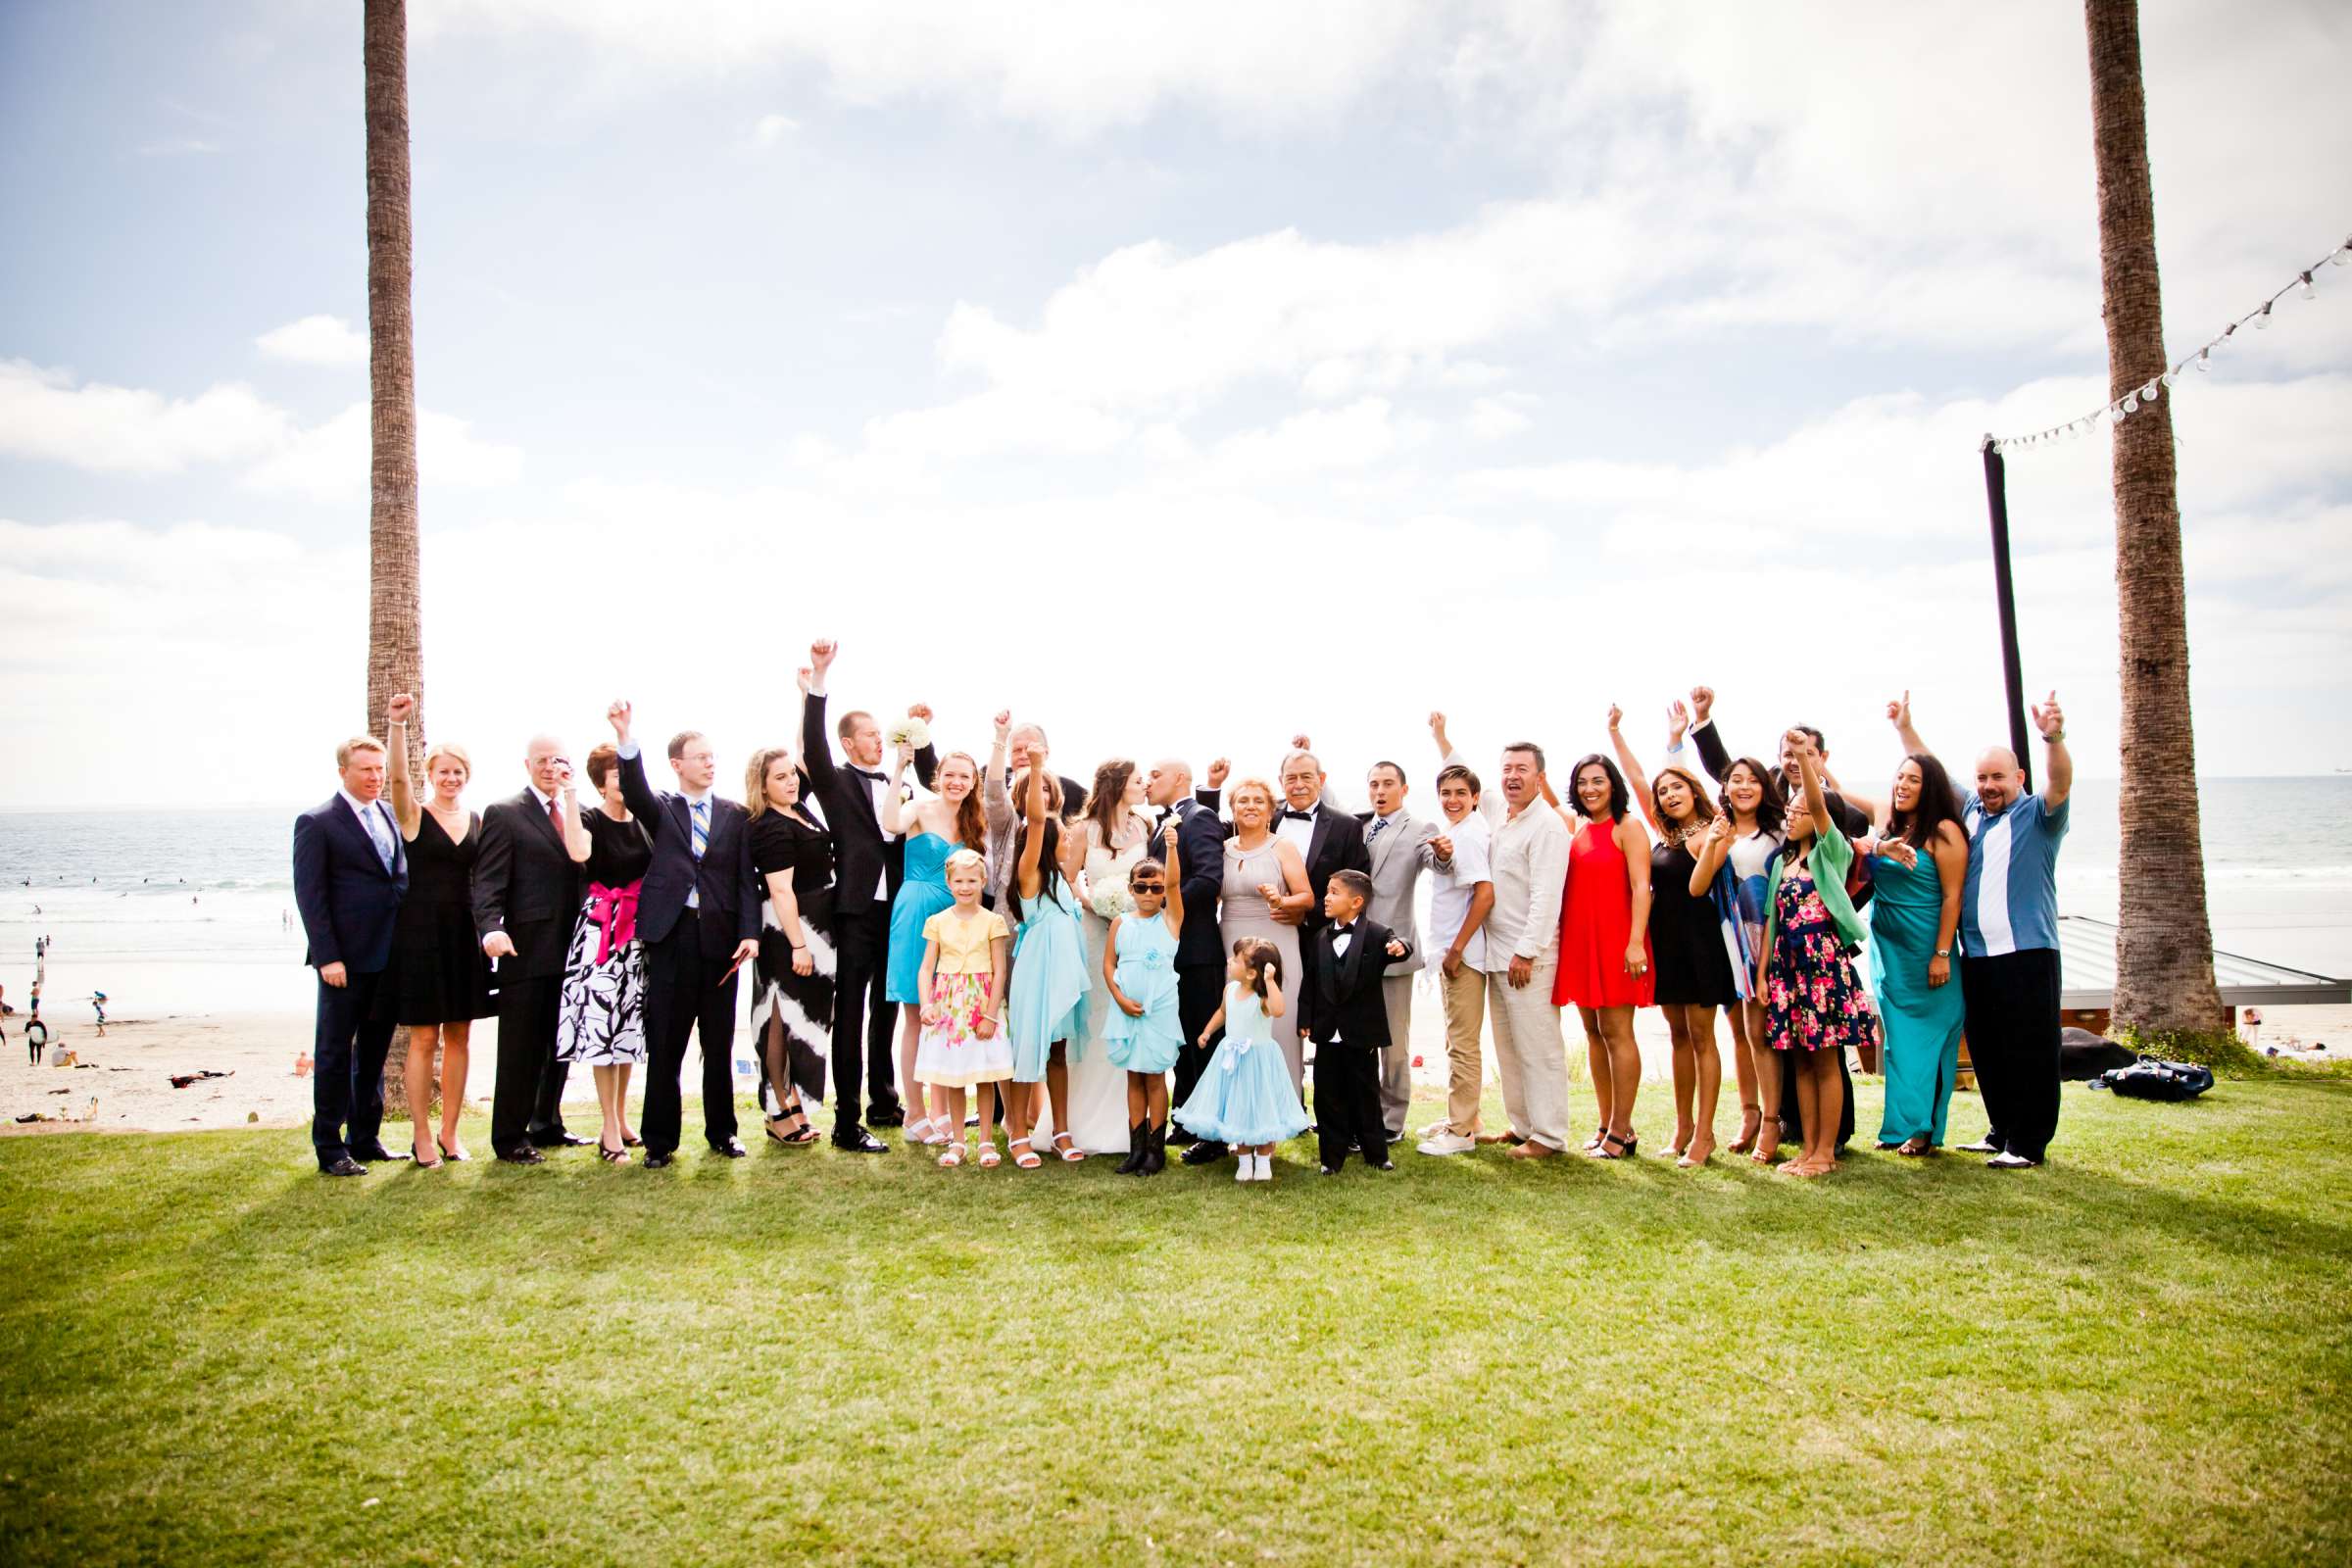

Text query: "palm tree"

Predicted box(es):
[2083, 0, 2226, 1043]
[365, 0, 428, 1113]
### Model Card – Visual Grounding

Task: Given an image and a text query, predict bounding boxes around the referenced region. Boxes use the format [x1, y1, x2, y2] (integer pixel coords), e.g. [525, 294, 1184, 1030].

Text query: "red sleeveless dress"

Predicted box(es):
[1552, 818, 1656, 1008]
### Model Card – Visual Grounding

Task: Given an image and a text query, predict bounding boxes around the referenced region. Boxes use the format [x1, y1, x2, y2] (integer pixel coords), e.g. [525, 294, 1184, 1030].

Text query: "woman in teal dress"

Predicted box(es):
[1865, 751, 1968, 1154]
[1003, 766, 1091, 1167]
[883, 742, 989, 1146]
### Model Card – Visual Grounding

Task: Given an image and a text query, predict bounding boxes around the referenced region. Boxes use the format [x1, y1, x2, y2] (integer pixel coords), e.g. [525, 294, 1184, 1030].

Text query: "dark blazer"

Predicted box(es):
[801, 693, 937, 909]
[616, 748, 760, 956]
[292, 795, 408, 974]
[1289, 800, 1371, 932]
[1146, 797, 1228, 969]
[1298, 918, 1412, 1050]
[470, 788, 588, 980]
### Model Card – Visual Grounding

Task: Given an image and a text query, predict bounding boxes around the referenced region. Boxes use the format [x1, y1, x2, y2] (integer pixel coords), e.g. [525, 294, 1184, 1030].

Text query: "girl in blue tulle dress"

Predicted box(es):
[1173, 938, 1307, 1184]
[1102, 821, 1188, 1176]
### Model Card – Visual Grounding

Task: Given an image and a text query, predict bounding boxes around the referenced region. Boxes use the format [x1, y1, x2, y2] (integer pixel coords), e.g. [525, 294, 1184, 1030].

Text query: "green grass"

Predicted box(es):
[3, 1078, 2349, 1566]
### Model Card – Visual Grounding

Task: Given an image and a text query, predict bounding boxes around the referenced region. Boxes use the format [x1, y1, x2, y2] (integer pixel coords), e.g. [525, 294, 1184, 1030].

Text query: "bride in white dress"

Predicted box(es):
[1065, 760, 1154, 1153]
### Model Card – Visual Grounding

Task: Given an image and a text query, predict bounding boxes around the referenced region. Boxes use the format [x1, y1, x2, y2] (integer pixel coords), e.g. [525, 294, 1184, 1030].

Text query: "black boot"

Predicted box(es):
[1115, 1119, 1148, 1175]
[1141, 1119, 1167, 1176]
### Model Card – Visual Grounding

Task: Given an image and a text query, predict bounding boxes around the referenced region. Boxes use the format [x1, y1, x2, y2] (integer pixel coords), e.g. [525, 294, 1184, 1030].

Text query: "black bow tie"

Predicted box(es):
[1281, 808, 1314, 821]
[1333, 923, 1354, 936]
[849, 766, 886, 782]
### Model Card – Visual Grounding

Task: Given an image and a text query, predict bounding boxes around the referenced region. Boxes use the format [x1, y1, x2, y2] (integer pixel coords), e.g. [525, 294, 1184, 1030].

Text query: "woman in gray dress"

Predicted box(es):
[1216, 777, 1314, 1096]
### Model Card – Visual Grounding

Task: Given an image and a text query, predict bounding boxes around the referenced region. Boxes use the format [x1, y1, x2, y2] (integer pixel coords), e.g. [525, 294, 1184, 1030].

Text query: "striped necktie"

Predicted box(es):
[687, 798, 709, 909]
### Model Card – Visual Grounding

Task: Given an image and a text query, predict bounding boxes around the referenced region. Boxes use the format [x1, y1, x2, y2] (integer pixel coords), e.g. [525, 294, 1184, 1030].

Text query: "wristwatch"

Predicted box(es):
[1935, 949, 1950, 958]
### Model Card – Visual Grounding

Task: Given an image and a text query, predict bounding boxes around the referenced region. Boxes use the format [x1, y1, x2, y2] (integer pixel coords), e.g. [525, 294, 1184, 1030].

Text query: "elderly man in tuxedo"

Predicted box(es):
[611, 701, 762, 1167]
[292, 724, 409, 1175]
[471, 732, 589, 1164]
[1357, 760, 1441, 1146]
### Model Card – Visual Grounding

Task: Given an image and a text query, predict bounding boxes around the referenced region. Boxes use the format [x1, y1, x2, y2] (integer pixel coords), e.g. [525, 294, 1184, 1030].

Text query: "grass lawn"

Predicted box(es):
[3, 1075, 2348, 1566]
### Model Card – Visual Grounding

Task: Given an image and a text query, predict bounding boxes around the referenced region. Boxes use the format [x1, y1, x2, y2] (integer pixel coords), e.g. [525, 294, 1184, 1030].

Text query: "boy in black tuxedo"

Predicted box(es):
[1299, 869, 1411, 1174]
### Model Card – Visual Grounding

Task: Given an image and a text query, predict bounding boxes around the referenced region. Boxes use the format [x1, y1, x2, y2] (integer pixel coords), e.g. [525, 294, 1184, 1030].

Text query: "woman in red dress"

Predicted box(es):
[1553, 752, 1654, 1158]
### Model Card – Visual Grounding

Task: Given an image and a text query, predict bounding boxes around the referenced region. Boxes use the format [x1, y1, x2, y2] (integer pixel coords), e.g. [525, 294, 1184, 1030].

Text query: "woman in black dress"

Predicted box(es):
[1610, 710, 1740, 1167]
[385, 695, 496, 1167]
[556, 744, 654, 1163]
[745, 747, 836, 1148]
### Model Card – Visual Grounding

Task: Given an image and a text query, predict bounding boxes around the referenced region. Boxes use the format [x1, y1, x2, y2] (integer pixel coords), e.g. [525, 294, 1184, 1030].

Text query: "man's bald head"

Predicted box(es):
[524, 733, 570, 796]
[1146, 758, 1194, 808]
[1974, 747, 2024, 812]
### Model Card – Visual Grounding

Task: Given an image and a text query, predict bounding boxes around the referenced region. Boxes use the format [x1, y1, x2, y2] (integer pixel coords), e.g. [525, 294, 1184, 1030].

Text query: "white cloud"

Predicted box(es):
[1198, 397, 1428, 486]
[256, 314, 369, 367]
[242, 405, 525, 501]
[1465, 395, 1533, 441]
[751, 112, 799, 146]
[413, 0, 1431, 135]
[0, 360, 291, 474]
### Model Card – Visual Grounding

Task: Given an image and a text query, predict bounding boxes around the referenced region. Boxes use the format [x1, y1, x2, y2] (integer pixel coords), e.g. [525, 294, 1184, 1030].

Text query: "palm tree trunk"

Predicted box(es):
[366, 0, 425, 1112]
[2083, 0, 2226, 1040]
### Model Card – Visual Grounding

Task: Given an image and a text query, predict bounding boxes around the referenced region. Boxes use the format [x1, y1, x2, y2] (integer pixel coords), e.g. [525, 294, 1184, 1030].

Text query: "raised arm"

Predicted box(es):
[1159, 821, 1186, 940]
[1887, 688, 1932, 762]
[385, 693, 420, 839]
[1786, 728, 1835, 838]
[559, 766, 592, 864]
[1689, 686, 1732, 784]
[2032, 690, 2072, 808]
[880, 743, 917, 837]
[983, 711, 1012, 835]
[799, 659, 841, 793]
[908, 701, 941, 792]
[1690, 813, 1732, 899]
[1014, 747, 1050, 901]
[610, 701, 662, 823]
[1607, 705, 1659, 837]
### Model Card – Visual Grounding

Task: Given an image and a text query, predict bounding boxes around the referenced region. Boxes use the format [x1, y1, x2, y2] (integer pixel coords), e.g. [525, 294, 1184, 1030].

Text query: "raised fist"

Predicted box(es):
[386, 692, 416, 726]
[1689, 686, 1714, 723]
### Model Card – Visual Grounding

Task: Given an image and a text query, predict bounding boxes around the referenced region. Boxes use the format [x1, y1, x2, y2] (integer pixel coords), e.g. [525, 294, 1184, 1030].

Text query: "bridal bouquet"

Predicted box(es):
[885, 716, 931, 752]
[1086, 875, 1134, 919]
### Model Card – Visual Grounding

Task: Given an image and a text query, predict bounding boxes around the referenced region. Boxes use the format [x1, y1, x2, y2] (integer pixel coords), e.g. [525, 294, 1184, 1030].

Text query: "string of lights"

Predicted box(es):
[1984, 229, 2350, 453]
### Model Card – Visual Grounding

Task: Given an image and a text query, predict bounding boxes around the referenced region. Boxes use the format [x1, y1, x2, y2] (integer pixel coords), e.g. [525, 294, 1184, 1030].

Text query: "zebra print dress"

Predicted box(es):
[749, 808, 837, 1113]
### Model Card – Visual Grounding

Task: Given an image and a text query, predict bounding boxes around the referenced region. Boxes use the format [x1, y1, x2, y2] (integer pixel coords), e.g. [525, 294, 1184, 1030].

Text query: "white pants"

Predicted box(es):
[1378, 973, 1415, 1139]
[1486, 955, 1567, 1151]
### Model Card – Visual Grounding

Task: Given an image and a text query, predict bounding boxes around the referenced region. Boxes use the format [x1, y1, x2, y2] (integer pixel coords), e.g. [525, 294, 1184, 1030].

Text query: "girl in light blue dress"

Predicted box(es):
[883, 742, 989, 1148]
[1173, 939, 1307, 1184]
[1003, 766, 1091, 1169]
[1102, 821, 1188, 1176]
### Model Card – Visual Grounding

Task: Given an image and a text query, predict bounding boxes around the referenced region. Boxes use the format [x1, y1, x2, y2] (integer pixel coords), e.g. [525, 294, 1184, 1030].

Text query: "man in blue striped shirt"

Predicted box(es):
[1895, 692, 2072, 1168]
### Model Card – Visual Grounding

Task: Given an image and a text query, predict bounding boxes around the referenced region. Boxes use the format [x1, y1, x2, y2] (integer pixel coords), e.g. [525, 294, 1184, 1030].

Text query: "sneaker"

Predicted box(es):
[1957, 1138, 1998, 1153]
[1252, 1154, 1273, 1182]
[1986, 1152, 2041, 1169]
[1417, 1131, 1476, 1156]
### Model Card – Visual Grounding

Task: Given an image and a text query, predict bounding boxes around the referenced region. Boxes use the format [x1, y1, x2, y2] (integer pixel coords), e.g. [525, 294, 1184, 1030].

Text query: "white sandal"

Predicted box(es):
[1008, 1136, 1042, 1170]
[1053, 1131, 1085, 1163]
[938, 1139, 965, 1168]
[905, 1115, 936, 1144]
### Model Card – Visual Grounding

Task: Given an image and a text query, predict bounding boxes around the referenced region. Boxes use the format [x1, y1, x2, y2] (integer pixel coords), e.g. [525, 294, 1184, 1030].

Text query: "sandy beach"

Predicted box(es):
[9, 998, 2345, 1138]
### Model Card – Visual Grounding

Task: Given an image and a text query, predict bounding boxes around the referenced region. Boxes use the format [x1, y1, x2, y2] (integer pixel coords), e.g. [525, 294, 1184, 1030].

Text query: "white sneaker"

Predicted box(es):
[1417, 1131, 1476, 1156]
[1986, 1152, 2040, 1169]
[1253, 1153, 1273, 1182]
[1236, 1154, 1253, 1183]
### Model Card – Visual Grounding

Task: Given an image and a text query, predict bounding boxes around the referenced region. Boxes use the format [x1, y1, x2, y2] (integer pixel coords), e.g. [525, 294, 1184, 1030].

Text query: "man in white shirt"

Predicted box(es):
[1415, 760, 1496, 1156]
[1433, 713, 1571, 1158]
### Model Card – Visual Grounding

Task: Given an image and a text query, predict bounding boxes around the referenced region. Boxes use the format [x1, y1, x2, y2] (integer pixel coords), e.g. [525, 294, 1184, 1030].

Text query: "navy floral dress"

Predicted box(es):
[1764, 864, 1872, 1054]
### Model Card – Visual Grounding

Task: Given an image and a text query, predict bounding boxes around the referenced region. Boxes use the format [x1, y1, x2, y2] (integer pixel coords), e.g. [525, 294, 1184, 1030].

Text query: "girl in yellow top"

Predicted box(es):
[914, 848, 1013, 1167]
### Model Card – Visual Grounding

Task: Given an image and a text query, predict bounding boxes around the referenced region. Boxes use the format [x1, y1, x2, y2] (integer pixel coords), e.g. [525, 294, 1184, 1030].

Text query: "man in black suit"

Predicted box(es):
[1682, 685, 1863, 1151]
[471, 732, 589, 1164]
[1298, 870, 1413, 1174]
[609, 702, 761, 1165]
[799, 639, 938, 1152]
[1144, 758, 1226, 1141]
[291, 723, 409, 1175]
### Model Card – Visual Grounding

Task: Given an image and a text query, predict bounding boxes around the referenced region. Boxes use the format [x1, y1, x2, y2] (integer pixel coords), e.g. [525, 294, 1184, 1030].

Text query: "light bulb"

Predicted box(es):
[2122, 394, 2139, 414]
[2143, 379, 2161, 401]
[2255, 303, 2271, 329]
[2301, 271, 2317, 299]
[2334, 240, 2350, 267]
[2195, 348, 2211, 371]
[2162, 369, 2178, 388]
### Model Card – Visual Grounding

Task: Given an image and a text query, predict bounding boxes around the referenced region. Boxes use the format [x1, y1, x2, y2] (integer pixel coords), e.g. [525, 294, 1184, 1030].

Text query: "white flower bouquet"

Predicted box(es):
[885, 716, 931, 752]
[1086, 876, 1134, 919]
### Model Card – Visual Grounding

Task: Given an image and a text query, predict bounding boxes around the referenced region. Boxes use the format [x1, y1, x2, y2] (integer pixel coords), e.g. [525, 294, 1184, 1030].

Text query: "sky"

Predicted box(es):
[1, 0, 2347, 811]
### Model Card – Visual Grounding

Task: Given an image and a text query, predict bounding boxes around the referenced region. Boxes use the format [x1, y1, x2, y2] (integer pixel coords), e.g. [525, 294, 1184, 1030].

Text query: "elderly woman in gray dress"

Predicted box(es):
[1216, 776, 1313, 1096]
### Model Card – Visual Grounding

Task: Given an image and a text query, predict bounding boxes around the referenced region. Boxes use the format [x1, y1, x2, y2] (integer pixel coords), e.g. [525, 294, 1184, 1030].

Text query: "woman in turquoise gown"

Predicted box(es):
[1867, 753, 1968, 1152]
[887, 831, 956, 1003]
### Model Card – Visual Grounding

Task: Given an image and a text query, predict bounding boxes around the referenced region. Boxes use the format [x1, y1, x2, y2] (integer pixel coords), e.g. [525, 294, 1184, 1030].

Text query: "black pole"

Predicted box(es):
[1980, 437, 2034, 794]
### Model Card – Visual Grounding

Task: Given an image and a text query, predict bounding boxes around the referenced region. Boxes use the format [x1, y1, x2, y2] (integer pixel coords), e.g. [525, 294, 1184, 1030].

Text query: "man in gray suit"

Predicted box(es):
[1357, 760, 1441, 1144]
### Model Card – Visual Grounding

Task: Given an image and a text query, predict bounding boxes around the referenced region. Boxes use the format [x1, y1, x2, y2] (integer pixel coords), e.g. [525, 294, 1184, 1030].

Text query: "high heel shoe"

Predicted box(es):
[435, 1135, 469, 1163]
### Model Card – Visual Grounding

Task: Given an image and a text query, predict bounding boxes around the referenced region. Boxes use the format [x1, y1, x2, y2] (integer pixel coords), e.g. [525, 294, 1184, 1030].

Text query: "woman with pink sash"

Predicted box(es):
[556, 743, 656, 1163]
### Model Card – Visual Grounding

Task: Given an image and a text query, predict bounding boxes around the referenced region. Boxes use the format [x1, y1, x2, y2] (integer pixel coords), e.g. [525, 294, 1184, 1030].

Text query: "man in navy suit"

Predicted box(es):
[291, 721, 409, 1175]
[609, 700, 761, 1166]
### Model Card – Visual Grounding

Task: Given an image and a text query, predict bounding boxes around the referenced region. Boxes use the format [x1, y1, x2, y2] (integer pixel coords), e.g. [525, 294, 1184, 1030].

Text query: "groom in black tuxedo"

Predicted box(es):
[800, 639, 938, 1152]
[611, 702, 761, 1166]
[291, 726, 408, 1175]
[1298, 870, 1412, 1173]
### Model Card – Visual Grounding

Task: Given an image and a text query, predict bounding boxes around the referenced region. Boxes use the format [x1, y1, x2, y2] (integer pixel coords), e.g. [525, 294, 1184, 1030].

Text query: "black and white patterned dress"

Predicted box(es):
[556, 809, 654, 1066]
[750, 807, 837, 1114]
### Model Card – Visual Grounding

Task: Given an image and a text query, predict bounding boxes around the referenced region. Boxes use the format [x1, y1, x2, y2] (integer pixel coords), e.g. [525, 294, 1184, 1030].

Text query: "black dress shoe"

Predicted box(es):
[710, 1138, 748, 1158]
[1166, 1126, 1198, 1148]
[833, 1129, 890, 1153]
[320, 1155, 368, 1177]
[1180, 1139, 1229, 1166]
[494, 1146, 545, 1165]
[866, 1106, 906, 1129]
[532, 1131, 591, 1148]
[1319, 1163, 1341, 1176]
[352, 1145, 407, 1163]
[641, 1150, 675, 1168]
[1368, 1157, 1396, 1172]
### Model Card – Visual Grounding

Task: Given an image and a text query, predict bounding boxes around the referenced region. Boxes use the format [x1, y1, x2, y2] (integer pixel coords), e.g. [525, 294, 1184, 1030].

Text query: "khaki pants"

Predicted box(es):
[1486, 955, 1567, 1151]
[1437, 964, 1487, 1137]
[1378, 974, 1415, 1139]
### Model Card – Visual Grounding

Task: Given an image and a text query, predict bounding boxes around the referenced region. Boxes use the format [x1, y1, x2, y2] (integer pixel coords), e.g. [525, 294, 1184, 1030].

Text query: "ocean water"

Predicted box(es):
[3, 779, 2347, 1019]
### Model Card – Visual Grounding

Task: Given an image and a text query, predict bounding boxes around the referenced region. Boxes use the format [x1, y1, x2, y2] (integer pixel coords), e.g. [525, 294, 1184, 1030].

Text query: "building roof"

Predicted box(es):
[2055, 916, 2350, 1008]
